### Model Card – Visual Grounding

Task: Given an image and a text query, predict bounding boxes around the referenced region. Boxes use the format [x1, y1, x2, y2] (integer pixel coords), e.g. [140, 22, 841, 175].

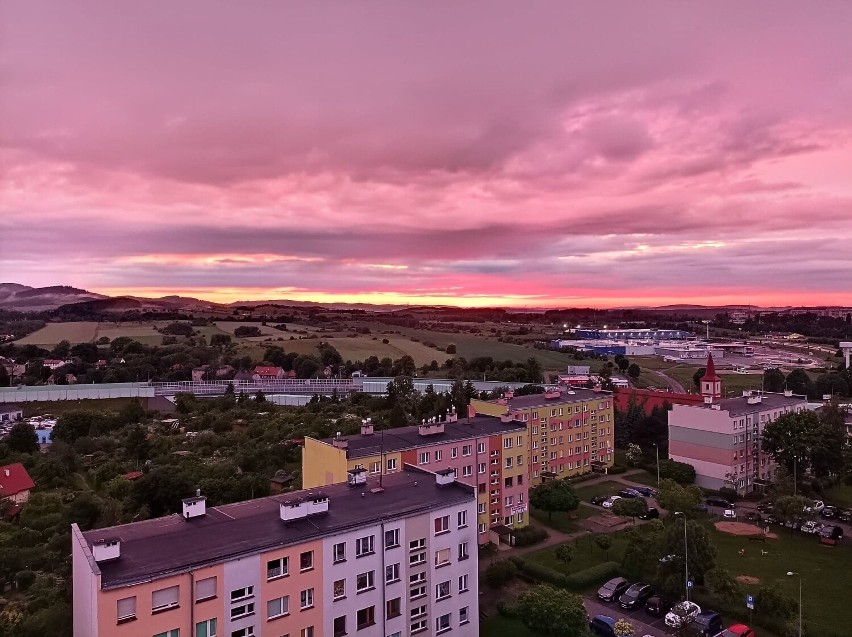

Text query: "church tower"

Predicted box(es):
[700, 353, 722, 399]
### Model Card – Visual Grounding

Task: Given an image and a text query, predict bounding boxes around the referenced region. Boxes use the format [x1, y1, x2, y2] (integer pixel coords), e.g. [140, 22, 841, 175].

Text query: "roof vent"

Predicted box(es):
[747, 396, 762, 405]
[92, 538, 121, 562]
[280, 492, 329, 522]
[711, 404, 722, 410]
[704, 396, 713, 404]
[544, 390, 562, 399]
[783, 389, 793, 397]
[347, 467, 367, 487]
[500, 413, 515, 423]
[504, 391, 514, 399]
[447, 406, 458, 423]
[182, 489, 207, 519]
[435, 468, 457, 486]
[332, 434, 349, 450]
[360, 419, 374, 436]
[418, 421, 445, 436]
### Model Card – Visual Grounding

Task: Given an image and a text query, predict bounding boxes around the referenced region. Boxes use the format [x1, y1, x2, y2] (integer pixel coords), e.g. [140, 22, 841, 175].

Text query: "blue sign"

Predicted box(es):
[746, 595, 754, 610]
[687, 580, 694, 589]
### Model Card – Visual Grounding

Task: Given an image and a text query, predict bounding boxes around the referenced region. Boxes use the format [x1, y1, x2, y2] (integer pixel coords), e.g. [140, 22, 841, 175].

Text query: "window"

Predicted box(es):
[300, 551, 313, 571]
[434, 515, 449, 534]
[458, 542, 469, 561]
[462, 465, 472, 477]
[436, 613, 452, 633]
[230, 586, 253, 603]
[457, 510, 467, 528]
[434, 450, 442, 461]
[355, 535, 374, 557]
[411, 604, 427, 618]
[478, 503, 486, 514]
[267, 557, 289, 579]
[436, 580, 451, 600]
[231, 629, 254, 637]
[458, 574, 469, 592]
[154, 631, 179, 637]
[327, 542, 345, 564]
[477, 523, 487, 533]
[462, 445, 472, 456]
[478, 462, 486, 474]
[410, 571, 427, 585]
[356, 570, 375, 593]
[333, 579, 346, 600]
[116, 596, 136, 622]
[300, 588, 314, 610]
[230, 602, 254, 620]
[505, 457, 513, 468]
[418, 451, 430, 465]
[152, 586, 180, 613]
[451, 447, 458, 458]
[410, 551, 426, 566]
[434, 548, 451, 567]
[478, 442, 486, 453]
[517, 474, 524, 485]
[370, 461, 380, 474]
[267, 596, 289, 619]
[333, 616, 347, 637]
[195, 618, 217, 637]
[503, 438, 512, 449]
[385, 562, 400, 583]
[409, 538, 426, 551]
[411, 585, 427, 600]
[387, 595, 402, 618]
[386, 457, 397, 471]
[301, 629, 314, 637]
[356, 606, 376, 630]
[384, 528, 400, 549]
[411, 619, 427, 633]
[195, 576, 216, 602]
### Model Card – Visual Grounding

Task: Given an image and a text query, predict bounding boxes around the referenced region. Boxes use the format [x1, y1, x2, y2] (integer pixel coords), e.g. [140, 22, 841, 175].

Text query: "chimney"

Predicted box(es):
[747, 396, 762, 405]
[467, 404, 476, 419]
[544, 389, 562, 399]
[360, 419, 374, 436]
[500, 413, 515, 423]
[332, 432, 349, 450]
[3, 469, 8, 477]
[182, 490, 207, 519]
[447, 406, 458, 423]
[435, 468, 456, 486]
[419, 419, 445, 436]
[92, 538, 121, 562]
[783, 389, 793, 397]
[592, 385, 602, 393]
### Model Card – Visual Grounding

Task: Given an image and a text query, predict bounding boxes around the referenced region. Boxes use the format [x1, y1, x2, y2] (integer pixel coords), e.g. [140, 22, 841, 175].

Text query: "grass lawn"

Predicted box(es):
[825, 483, 852, 508]
[530, 503, 597, 534]
[573, 480, 626, 501]
[481, 615, 540, 637]
[16, 321, 100, 345]
[21, 397, 140, 417]
[620, 470, 661, 489]
[525, 532, 630, 575]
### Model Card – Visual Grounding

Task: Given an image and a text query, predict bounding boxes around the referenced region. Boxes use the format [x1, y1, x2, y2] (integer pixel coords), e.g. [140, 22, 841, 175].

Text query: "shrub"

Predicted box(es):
[512, 526, 549, 547]
[608, 465, 627, 475]
[658, 459, 696, 484]
[446, 344, 457, 354]
[485, 559, 517, 588]
[519, 561, 570, 587]
[496, 600, 520, 619]
[15, 570, 36, 591]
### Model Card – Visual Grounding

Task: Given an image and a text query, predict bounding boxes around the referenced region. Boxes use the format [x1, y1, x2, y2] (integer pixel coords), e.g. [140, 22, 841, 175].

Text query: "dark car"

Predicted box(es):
[757, 502, 774, 513]
[619, 582, 654, 609]
[591, 495, 609, 506]
[645, 595, 673, 617]
[589, 615, 617, 637]
[820, 506, 838, 519]
[619, 488, 643, 499]
[633, 486, 658, 497]
[640, 507, 660, 520]
[764, 514, 780, 525]
[689, 610, 723, 636]
[839, 509, 852, 523]
[819, 524, 843, 541]
[705, 497, 732, 508]
[597, 577, 630, 602]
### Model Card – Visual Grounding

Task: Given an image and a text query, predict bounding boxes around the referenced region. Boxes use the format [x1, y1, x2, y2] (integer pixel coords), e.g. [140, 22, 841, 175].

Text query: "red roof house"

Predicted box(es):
[0, 463, 36, 506]
[253, 366, 285, 381]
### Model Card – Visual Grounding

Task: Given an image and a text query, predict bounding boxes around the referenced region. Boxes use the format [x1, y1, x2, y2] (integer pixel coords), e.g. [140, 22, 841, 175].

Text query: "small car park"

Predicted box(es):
[705, 497, 732, 508]
[632, 486, 658, 497]
[602, 496, 623, 509]
[820, 505, 838, 519]
[645, 595, 673, 617]
[597, 577, 631, 602]
[639, 507, 659, 520]
[689, 610, 723, 636]
[591, 495, 609, 505]
[619, 583, 654, 609]
[619, 488, 643, 499]
[665, 601, 702, 628]
[589, 615, 618, 637]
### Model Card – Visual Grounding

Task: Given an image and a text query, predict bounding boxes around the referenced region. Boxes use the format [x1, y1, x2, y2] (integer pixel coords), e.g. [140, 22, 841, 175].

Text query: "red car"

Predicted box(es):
[715, 625, 755, 637]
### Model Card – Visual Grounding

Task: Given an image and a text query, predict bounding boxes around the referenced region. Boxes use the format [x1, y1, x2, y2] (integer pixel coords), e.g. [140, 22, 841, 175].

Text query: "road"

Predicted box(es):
[650, 369, 686, 394]
[584, 596, 675, 637]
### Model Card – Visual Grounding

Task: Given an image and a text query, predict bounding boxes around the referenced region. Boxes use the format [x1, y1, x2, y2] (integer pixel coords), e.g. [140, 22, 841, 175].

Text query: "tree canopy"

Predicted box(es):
[529, 480, 580, 520]
[516, 585, 589, 637]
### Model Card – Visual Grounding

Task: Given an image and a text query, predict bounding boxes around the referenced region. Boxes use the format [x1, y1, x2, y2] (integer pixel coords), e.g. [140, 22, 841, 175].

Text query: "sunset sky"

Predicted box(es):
[2, 2, 852, 308]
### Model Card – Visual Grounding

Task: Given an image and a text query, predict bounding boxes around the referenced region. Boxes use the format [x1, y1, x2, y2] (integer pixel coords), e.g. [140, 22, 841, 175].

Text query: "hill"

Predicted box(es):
[0, 284, 106, 310]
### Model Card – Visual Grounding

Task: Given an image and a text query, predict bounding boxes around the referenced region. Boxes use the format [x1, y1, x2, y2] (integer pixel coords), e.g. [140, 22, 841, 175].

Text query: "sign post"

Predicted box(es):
[746, 594, 754, 624]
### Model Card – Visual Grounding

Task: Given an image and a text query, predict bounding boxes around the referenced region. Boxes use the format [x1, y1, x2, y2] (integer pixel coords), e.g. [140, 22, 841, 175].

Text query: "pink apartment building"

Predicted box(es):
[73, 467, 478, 637]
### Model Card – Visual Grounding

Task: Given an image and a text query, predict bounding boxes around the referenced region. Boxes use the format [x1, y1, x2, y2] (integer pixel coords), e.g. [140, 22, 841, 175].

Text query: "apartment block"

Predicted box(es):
[668, 390, 808, 493]
[471, 387, 615, 486]
[302, 413, 529, 543]
[72, 467, 478, 637]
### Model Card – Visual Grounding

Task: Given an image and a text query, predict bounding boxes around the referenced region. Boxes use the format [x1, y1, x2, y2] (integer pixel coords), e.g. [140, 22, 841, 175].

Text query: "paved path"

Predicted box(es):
[651, 369, 686, 393]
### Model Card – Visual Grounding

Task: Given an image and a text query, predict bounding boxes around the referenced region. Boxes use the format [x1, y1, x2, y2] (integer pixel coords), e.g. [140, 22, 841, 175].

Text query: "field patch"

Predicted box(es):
[15, 321, 99, 345]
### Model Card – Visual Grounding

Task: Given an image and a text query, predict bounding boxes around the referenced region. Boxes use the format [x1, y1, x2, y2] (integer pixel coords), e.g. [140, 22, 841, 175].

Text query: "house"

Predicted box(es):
[233, 369, 254, 382]
[0, 463, 36, 509]
[43, 359, 70, 370]
[0, 405, 23, 423]
[96, 359, 108, 369]
[252, 365, 285, 381]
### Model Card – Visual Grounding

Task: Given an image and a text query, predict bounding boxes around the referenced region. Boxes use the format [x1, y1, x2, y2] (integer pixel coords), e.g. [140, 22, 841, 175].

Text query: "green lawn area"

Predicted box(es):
[525, 532, 629, 575]
[573, 480, 625, 501]
[21, 398, 140, 417]
[481, 615, 540, 637]
[620, 470, 660, 489]
[530, 503, 597, 534]
[825, 483, 852, 508]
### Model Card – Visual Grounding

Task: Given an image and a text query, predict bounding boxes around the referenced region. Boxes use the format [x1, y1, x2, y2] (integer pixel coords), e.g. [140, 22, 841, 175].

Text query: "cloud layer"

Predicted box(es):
[2, 1, 852, 307]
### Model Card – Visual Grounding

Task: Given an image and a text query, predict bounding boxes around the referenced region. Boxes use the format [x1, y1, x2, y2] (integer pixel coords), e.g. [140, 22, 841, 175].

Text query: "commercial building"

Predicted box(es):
[573, 328, 693, 340]
[73, 467, 478, 637]
[668, 355, 807, 492]
[302, 413, 528, 542]
[471, 387, 615, 485]
[0, 404, 23, 423]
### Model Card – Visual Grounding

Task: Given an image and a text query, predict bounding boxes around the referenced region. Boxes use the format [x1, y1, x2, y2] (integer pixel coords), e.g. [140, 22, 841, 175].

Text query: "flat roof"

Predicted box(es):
[715, 392, 807, 417]
[82, 468, 473, 590]
[480, 389, 612, 411]
[320, 415, 526, 460]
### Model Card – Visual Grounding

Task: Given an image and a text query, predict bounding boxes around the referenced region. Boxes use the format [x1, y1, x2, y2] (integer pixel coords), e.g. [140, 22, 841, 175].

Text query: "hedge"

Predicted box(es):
[607, 465, 627, 475]
[512, 526, 549, 547]
[519, 561, 570, 587]
[515, 558, 622, 591]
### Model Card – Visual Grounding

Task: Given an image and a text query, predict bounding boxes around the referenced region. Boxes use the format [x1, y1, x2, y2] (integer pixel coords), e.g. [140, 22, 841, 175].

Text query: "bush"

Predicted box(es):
[479, 542, 498, 558]
[446, 344, 457, 354]
[234, 325, 262, 338]
[15, 570, 36, 591]
[564, 561, 622, 589]
[496, 600, 520, 619]
[658, 459, 696, 484]
[608, 465, 627, 475]
[485, 559, 517, 588]
[519, 561, 570, 587]
[512, 526, 549, 547]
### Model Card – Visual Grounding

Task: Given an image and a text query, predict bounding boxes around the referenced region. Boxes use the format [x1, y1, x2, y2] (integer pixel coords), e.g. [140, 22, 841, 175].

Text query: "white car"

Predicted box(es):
[602, 496, 622, 509]
[665, 601, 701, 628]
[800, 520, 818, 534]
[723, 509, 737, 519]
[804, 500, 825, 514]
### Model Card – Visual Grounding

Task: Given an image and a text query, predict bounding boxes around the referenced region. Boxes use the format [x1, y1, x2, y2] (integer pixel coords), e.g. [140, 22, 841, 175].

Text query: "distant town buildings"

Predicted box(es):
[0, 404, 23, 423]
[72, 467, 478, 637]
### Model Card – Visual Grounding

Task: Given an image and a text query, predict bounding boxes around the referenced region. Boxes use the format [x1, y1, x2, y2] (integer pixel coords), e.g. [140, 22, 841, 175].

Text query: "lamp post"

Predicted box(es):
[653, 442, 660, 486]
[793, 455, 797, 496]
[675, 512, 689, 601]
[786, 571, 802, 637]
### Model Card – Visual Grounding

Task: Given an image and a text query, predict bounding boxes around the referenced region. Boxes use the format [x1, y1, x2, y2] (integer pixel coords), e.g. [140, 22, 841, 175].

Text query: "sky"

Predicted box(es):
[2, 1, 852, 308]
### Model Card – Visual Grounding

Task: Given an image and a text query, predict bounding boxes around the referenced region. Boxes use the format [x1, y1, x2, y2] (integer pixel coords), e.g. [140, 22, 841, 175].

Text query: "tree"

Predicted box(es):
[445, 344, 457, 354]
[763, 368, 786, 392]
[53, 410, 101, 443]
[693, 367, 706, 389]
[234, 325, 262, 338]
[762, 410, 821, 476]
[130, 468, 193, 517]
[484, 559, 516, 588]
[754, 583, 797, 621]
[614, 618, 635, 637]
[625, 443, 643, 466]
[125, 424, 150, 461]
[785, 368, 813, 397]
[656, 479, 702, 517]
[6, 422, 39, 454]
[612, 498, 648, 524]
[525, 356, 543, 383]
[529, 480, 580, 520]
[595, 534, 613, 559]
[658, 459, 696, 484]
[663, 520, 717, 584]
[627, 363, 641, 379]
[210, 333, 232, 347]
[773, 495, 811, 531]
[516, 585, 589, 637]
[616, 356, 630, 374]
[555, 543, 574, 567]
[0, 365, 11, 387]
[705, 568, 743, 605]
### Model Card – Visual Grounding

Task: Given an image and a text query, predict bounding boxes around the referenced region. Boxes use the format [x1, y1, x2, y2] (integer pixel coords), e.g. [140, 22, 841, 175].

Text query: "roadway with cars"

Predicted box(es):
[584, 595, 673, 637]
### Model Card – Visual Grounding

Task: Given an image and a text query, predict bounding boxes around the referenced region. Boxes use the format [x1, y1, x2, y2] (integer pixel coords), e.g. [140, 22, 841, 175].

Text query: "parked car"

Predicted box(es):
[705, 497, 732, 508]
[619, 488, 643, 499]
[591, 495, 609, 505]
[645, 595, 673, 617]
[803, 499, 825, 513]
[819, 524, 844, 541]
[597, 577, 631, 602]
[697, 501, 710, 512]
[839, 509, 852, 523]
[764, 514, 780, 525]
[589, 615, 617, 637]
[689, 610, 723, 636]
[757, 502, 774, 513]
[800, 520, 819, 534]
[665, 601, 702, 628]
[640, 507, 660, 520]
[602, 496, 623, 509]
[784, 517, 804, 530]
[714, 625, 756, 637]
[723, 509, 737, 519]
[633, 486, 658, 497]
[820, 505, 838, 519]
[619, 583, 654, 609]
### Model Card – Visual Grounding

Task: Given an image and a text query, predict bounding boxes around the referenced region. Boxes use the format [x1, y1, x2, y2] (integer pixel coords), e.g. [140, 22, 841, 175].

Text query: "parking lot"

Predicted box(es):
[584, 595, 674, 637]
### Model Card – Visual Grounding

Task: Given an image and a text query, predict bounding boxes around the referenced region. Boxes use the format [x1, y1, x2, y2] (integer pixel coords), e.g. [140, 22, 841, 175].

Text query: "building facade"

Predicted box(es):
[668, 390, 808, 493]
[471, 387, 615, 486]
[73, 468, 478, 637]
[302, 414, 528, 543]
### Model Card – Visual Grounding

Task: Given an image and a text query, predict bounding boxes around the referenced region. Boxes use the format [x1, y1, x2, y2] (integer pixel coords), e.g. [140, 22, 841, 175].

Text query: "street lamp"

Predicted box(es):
[786, 571, 802, 637]
[674, 512, 689, 601]
[653, 442, 660, 486]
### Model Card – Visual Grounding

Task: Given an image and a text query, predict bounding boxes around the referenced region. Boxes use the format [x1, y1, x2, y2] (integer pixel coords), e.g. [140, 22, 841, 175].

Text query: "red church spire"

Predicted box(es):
[701, 352, 722, 399]
[704, 353, 720, 381]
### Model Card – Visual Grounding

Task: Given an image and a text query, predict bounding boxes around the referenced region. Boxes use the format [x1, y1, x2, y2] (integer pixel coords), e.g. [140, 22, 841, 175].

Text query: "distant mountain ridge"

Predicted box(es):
[0, 283, 107, 310]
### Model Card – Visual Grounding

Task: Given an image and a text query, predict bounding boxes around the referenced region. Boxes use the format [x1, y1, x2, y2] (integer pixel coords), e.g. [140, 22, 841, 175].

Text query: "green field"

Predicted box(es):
[16, 322, 100, 345]
[530, 502, 598, 534]
[526, 532, 630, 574]
[21, 398, 141, 417]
